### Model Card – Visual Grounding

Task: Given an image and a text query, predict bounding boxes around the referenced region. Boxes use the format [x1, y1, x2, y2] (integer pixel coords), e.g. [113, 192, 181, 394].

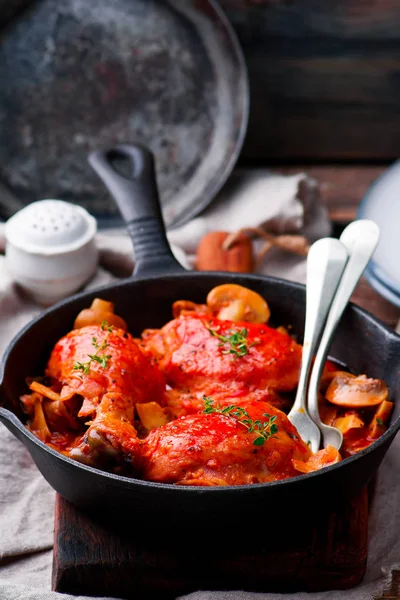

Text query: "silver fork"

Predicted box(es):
[288, 237, 349, 452]
[307, 220, 380, 450]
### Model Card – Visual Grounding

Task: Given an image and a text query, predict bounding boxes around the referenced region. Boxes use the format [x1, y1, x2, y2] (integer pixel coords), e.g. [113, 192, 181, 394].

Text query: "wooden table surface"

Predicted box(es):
[220, 2, 400, 162]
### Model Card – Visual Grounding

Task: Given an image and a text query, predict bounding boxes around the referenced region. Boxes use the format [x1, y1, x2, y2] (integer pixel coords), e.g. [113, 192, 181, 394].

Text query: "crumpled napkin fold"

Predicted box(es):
[0, 170, 398, 600]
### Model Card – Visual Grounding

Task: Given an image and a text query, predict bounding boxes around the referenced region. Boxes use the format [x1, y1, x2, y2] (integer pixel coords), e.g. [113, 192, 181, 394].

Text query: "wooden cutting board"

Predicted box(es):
[52, 487, 368, 599]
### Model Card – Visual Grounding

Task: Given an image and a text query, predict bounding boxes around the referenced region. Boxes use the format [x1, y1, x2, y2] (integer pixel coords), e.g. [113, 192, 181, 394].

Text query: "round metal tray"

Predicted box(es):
[0, 0, 249, 228]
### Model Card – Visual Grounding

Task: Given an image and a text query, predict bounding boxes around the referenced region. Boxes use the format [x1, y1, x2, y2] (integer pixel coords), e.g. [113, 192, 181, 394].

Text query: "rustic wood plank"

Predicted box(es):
[276, 165, 386, 221]
[53, 488, 368, 598]
[375, 571, 400, 600]
[220, 1, 400, 160]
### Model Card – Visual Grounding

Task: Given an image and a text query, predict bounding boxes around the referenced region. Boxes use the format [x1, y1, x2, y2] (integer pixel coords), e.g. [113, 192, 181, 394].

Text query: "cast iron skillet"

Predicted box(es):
[0, 145, 399, 524]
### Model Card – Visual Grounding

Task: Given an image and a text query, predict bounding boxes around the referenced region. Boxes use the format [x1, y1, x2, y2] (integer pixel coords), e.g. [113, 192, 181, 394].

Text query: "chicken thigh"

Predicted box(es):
[141, 315, 302, 416]
[47, 324, 165, 417]
[141, 400, 311, 485]
[69, 392, 141, 473]
[45, 324, 165, 470]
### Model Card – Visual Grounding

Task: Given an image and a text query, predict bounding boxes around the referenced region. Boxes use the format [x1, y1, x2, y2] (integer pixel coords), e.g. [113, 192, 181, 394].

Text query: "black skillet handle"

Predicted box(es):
[88, 144, 185, 277]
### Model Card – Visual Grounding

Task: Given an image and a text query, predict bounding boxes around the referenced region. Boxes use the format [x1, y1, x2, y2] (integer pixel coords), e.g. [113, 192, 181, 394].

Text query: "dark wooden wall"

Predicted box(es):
[220, 0, 400, 161]
[2, 1, 399, 162]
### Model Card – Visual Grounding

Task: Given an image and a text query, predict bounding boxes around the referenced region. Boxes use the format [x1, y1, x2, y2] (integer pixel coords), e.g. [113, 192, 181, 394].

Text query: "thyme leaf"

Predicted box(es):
[73, 361, 91, 375]
[101, 320, 113, 333]
[206, 325, 256, 358]
[202, 396, 278, 445]
[74, 322, 113, 374]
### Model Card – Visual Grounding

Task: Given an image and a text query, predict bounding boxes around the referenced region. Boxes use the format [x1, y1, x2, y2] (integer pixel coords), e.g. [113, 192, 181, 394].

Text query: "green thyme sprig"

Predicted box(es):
[206, 325, 256, 358]
[74, 321, 113, 375]
[203, 396, 278, 446]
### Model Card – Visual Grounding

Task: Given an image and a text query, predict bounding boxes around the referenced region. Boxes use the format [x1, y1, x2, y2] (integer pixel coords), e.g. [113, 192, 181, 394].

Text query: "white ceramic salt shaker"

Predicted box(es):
[5, 199, 98, 305]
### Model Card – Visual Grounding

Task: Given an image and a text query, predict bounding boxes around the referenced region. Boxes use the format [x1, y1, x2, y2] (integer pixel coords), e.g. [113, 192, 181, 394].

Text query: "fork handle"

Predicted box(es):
[307, 220, 380, 448]
[288, 238, 348, 452]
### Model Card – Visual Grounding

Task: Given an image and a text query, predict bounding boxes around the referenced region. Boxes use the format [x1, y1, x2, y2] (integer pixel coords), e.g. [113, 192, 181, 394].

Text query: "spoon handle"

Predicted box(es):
[308, 220, 380, 447]
[288, 238, 348, 452]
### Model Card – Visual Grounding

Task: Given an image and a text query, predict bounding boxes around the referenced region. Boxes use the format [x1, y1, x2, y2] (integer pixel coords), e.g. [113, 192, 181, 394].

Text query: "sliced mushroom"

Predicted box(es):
[29, 381, 60, 402]
[318, 401, 338, 426]
[30, 401, 51, 442]
[43, 397, 82, 432]
[325, 373, 388, 408]
[319, 365, 348, 393]
[334, 412, 364, 435]
[136, 402, 170, 432]
[276, 325, 289, 336]
[172, 300, 209, 319]
[293, 445, 341, 474]
[206, 284, 270, 324]
[74, 298, 127, 331]
[368, 400, 393, 439]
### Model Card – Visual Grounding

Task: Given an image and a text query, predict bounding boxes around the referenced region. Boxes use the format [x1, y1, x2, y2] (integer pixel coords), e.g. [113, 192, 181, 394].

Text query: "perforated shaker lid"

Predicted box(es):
[5, 200, 97, 255]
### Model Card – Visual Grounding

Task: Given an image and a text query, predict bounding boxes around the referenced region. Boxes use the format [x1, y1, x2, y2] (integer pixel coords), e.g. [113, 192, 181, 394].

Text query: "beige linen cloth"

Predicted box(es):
[0, 171, 399, 600]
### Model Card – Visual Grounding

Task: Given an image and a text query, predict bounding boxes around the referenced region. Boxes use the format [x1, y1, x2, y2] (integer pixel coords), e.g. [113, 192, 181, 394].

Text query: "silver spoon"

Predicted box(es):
[288, 238, 349, 452]
[307, 220, 380, 450]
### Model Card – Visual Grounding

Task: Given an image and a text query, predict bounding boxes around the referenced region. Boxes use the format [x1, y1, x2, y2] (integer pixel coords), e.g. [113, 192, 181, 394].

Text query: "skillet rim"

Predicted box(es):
[1, 270, 400, 494]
